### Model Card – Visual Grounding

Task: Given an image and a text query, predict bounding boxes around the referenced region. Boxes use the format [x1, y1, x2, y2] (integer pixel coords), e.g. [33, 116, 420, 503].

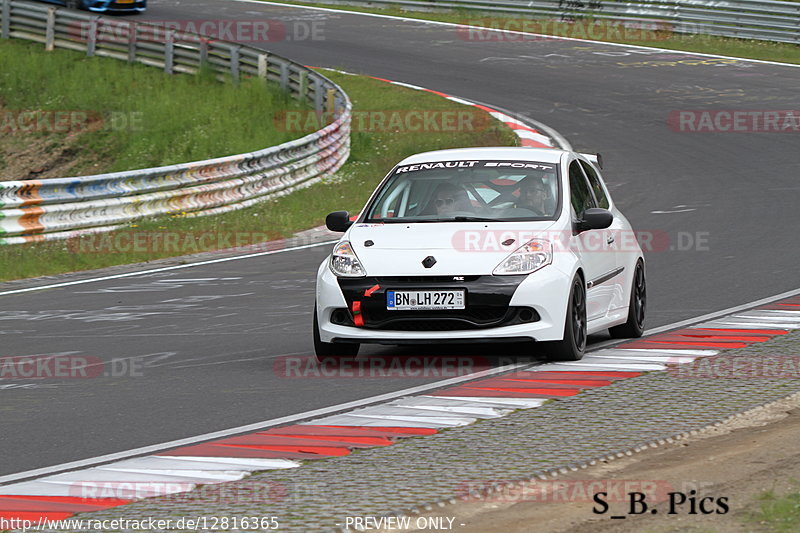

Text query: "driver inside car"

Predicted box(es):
[432, 183, 474, 216]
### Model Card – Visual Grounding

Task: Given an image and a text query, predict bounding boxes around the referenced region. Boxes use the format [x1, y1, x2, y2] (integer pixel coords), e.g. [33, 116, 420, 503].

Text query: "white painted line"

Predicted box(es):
[0, 241, 336, 298]
[0, 481, 98, 497]
[0, 360, 534, 485]
[390, 396, 516, 413]
[731, 313, 800, 324]
[576, 357, 669, 368]
[347, 405, 479, 418]
[731, 315, 800, 324]
[151, 456, 299, 469]
[384, 401, 507, 417]
[699, 321, 798, 329]
[590, 354, 696, 363]
[593, 348, 718, 357]
[96, 467, 246, 482]
[431, 396, 547, 408]
[101, 457, 279, 472]
[511, 129, 554, 145]
[345, 414, 476, 426]
[445, 96, 479, 106]
[307, 414, 463, 428]
[642, 286, 800, 335]
[42, 468, 208, 483]
[245, 0, 800, 69]
[543, 362, 666, 371]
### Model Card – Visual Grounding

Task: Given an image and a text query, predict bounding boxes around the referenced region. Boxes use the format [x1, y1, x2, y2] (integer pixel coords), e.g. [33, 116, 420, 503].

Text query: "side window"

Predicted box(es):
[580, 161, 610, 209]
[568, 160, 596, 217]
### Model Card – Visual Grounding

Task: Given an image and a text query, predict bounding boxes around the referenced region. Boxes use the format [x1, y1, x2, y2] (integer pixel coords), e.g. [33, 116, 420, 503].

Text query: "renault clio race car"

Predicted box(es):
[314, 147, 646, 362]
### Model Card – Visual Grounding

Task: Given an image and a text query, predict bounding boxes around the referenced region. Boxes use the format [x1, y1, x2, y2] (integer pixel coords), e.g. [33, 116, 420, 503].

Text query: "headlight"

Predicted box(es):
[329, 241, 366, 277]
[493, 239, 552, 275]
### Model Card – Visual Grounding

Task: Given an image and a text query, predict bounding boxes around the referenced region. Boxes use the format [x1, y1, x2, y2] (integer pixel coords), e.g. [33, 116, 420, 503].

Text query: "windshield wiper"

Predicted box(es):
[452, 216, 500, 222]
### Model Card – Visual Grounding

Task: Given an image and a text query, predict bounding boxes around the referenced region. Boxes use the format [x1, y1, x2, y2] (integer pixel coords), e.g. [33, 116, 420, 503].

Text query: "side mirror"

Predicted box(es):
[326, 211, 353, 232]
[577, 208, 613, 232]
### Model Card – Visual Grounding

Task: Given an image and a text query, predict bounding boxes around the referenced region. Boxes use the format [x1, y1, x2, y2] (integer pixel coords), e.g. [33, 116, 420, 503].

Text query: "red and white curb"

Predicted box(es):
[375, 78, 555, 149]
[1, 295, 798, 522]
[319, 68, 558, 149]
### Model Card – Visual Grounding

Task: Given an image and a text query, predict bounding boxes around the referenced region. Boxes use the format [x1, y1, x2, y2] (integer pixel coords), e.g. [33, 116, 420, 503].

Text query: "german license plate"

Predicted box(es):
[386, 290, 465, 311]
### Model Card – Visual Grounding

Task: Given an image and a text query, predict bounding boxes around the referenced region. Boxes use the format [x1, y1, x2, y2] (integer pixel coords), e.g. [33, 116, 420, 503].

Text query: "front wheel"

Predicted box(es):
[313, 305, 359, 363]
[544, 275, 587, 361]
[609, 260, 646, 338]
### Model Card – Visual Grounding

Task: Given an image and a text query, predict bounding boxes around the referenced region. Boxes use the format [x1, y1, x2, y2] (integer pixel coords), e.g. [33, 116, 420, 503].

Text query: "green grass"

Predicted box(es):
[0, 38, 314, 177]
[0, 69, 517, 280]
[260, 1, 800, 65]
[750, 489, 800, 532]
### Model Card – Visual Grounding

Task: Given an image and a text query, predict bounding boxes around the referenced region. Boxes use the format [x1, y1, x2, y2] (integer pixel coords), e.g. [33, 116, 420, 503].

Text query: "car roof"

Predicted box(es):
[397, 147, 566, 166]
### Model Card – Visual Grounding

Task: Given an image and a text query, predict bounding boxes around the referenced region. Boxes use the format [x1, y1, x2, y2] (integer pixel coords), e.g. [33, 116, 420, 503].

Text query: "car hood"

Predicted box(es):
[346, 221, 558, 276]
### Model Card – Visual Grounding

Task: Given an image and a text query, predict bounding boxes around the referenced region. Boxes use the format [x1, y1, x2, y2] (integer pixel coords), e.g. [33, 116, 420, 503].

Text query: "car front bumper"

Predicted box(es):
[315, 261, 572, 344]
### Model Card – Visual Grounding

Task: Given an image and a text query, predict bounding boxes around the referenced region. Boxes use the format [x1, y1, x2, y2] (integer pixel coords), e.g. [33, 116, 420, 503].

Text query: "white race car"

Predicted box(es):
[314, 147, 645, 362]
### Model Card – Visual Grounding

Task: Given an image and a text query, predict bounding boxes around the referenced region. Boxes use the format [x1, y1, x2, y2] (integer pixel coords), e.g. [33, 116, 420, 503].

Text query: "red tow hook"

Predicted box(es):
[352, 300, 364, 327]
[352, 285, 380, 327]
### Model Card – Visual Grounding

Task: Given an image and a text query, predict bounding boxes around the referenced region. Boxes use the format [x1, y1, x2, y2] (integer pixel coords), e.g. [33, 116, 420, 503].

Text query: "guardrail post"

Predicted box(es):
[230, 45, 240, 84]
[45, 7, 55, 51]
[313, 78, 323, 113]
[164, 30, 174, 74]
[127, 22, 137, 62]
[199, 38, 209, 69]
[1, 0, 9, 40]
[164, 30, 175, 74]
[795, 7, 799, 45]
[298, 70, 308, 102]
[326, 88, 336, 115]
[257, 53, 269, 82]
[87, 17, 98, 57]
[280, 61, 288, 91]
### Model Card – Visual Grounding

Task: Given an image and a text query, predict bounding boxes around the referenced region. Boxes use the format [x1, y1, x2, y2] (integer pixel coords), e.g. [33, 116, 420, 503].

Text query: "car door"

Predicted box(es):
[568, 159, 616, 320]
[579, 159, 628, 312]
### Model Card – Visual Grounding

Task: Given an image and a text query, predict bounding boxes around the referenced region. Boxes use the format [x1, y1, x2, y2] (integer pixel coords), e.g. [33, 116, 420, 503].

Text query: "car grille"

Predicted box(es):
[336, 275, 531, 331]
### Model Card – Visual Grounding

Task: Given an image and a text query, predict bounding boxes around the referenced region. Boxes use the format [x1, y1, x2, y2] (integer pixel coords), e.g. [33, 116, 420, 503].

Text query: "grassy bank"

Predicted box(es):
[0, 38, 314, 180]
[0, 68, 517, 281]
[750, 489, 800, 532]
[262, 1, 800, 64]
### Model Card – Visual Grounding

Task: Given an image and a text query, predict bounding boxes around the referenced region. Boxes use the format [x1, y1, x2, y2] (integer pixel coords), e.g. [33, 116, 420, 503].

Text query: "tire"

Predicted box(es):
[545, 275, 587, 361]
[609, 260, 646, 338]
[66, 0, 81, 9]
[313, 305, 359, 363]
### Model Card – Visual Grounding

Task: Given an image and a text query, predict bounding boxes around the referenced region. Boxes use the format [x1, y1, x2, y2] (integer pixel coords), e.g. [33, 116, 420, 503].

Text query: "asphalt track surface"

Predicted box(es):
[1, 0, 799, 476]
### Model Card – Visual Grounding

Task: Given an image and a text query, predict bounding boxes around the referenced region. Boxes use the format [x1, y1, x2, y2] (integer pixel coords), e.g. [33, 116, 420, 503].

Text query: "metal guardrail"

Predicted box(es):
[0, 0, 352, 244]
[299, 0, 800, 44]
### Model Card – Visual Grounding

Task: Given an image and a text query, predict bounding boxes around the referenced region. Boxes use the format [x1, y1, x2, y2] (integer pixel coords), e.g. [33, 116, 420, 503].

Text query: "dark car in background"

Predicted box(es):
[37, 0, 146, 13]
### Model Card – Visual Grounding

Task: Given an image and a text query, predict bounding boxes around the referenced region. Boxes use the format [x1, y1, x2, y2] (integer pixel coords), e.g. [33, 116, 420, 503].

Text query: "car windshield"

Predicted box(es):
[364, 159, 561, 222]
